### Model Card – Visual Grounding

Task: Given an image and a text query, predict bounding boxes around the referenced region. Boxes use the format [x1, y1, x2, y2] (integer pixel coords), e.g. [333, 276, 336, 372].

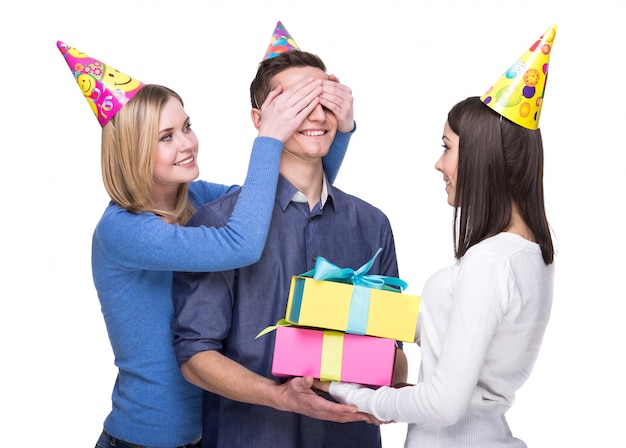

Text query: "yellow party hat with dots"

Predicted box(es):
[481, 25, 557, 130]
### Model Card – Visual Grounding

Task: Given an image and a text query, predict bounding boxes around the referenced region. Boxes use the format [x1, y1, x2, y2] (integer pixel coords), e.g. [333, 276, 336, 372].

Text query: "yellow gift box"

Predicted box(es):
[285, 249, 420, 343]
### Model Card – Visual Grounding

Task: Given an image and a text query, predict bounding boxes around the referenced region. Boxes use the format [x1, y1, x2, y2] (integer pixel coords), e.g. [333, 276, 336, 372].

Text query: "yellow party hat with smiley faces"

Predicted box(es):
[57, 41, 145, 127]
[481, 25, 557, 130]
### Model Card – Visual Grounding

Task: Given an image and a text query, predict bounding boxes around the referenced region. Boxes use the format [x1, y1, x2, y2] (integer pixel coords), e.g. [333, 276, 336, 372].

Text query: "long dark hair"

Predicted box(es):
[447, 96, 554, 264]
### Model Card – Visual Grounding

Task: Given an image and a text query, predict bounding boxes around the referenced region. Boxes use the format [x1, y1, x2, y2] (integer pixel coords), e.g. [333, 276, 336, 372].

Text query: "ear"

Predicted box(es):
[250, 108, 262, 131]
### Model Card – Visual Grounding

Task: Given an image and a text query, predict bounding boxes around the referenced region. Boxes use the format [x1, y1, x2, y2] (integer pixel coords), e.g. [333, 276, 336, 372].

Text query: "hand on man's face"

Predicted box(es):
[321, 74, 355, 133]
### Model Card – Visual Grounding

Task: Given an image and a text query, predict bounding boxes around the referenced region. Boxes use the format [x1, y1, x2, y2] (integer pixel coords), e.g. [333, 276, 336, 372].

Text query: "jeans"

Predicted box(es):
[95, 430, 201, 448]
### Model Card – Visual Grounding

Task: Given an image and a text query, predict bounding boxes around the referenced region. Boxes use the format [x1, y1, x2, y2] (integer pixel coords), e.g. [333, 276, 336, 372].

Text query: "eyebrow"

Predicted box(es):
[159, 116, 190, 134]
[158, 127, 175, 139]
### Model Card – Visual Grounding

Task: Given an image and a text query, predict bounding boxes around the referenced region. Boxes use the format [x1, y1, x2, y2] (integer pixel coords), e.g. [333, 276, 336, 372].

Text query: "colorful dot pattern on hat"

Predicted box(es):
[480, 25, 557, 130]
[263, 21, 301, 60]
[57, 41, 145, 127]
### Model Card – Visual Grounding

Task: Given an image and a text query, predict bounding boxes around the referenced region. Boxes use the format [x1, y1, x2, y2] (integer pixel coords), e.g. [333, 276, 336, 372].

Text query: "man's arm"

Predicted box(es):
[181, 349, 371, 423]
[171, 215, 372, 424]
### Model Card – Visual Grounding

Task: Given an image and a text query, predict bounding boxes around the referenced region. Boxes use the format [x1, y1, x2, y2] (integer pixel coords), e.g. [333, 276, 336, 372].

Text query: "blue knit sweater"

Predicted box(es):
[91, 133, 350, 447]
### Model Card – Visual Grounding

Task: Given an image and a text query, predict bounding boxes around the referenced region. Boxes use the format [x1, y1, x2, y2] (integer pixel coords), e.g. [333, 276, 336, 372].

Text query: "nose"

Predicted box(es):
[307, 103, 326, 122]
[177, 132, 196, 151]
[435, 154, 443, 173]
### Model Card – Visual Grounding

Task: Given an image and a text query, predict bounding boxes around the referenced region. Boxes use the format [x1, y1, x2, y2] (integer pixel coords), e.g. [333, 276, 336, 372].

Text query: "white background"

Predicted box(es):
[1, 0, 623, 446]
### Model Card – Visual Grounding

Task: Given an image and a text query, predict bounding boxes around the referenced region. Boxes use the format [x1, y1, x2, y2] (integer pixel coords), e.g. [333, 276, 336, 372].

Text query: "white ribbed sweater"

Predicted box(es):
[330, 233, 554, 448]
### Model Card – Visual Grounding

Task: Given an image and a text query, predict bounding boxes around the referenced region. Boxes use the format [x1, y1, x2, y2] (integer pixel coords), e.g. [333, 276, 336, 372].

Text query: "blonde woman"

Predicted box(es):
[58, 41, 355, 448]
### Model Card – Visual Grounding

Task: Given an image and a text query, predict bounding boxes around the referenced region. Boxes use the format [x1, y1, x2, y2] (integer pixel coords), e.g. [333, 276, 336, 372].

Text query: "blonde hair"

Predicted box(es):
[101, 84, 196, 224]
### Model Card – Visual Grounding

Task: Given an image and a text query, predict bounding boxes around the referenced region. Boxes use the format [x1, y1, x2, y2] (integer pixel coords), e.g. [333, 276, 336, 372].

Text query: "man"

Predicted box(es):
[172, 49, 407, 448]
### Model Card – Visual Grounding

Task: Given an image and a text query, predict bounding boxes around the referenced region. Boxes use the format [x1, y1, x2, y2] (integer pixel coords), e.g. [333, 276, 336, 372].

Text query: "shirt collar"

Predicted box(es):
[277, 172, 335, 211]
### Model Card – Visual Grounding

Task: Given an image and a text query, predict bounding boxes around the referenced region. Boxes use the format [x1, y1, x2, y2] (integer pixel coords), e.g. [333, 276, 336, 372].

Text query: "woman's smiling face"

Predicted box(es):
[435, 120, 459, 207]
[151, 97, 200, 198]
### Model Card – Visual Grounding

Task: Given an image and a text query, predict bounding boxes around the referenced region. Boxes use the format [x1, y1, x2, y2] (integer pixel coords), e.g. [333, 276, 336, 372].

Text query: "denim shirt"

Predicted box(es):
[172, 175, 399, 448]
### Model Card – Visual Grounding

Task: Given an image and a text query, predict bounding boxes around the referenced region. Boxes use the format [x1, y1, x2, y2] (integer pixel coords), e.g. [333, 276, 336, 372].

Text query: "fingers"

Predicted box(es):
[312, 379, 330, 393]
[282, 78, 324, 117]
[319, 79, 352, 106]
[257, 78, 323, 141]
[305, 395, 365, 423]
[263, 77, 322, 115]
[257, 75, 354, 138]
[281, 377, 367, 423]
[262, 84, 283, 107]
[291, 375, 314, 391]
[319, 78, 354, 132]
[360, 413, 390, 425]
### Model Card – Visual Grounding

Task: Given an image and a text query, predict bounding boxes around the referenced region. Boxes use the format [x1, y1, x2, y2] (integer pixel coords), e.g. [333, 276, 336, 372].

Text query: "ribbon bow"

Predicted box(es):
[299, 248, 407, 335]
[301, 247, 407, 292]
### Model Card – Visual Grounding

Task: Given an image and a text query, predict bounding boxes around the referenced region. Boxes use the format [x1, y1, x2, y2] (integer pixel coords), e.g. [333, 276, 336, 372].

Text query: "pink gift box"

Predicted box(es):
[271, 325, 396, 387]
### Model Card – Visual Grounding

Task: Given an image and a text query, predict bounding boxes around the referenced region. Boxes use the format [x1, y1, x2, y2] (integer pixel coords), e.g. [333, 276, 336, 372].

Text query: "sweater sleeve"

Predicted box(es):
[94, 136, 283, 273]
[330, 248, 512, 426]
[322, 123, 355, 184]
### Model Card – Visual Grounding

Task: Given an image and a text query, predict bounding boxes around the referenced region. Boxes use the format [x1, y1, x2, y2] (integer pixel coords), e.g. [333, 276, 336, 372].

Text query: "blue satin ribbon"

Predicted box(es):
[301, 247, 408, 291]
[300, 248, 408, 334]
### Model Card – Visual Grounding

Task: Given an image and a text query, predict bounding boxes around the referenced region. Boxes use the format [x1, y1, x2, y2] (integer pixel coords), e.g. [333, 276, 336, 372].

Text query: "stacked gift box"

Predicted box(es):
[262, 249, 420, 387]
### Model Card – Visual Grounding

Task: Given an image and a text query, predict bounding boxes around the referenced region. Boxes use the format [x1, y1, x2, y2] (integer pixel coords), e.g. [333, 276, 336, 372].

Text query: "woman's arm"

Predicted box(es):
[323, 127, 354, 184]
[321, 75, 355, 184]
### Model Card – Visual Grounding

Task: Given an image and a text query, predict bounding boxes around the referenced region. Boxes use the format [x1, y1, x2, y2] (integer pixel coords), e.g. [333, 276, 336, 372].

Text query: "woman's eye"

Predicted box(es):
[160, 134, 172, 142]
